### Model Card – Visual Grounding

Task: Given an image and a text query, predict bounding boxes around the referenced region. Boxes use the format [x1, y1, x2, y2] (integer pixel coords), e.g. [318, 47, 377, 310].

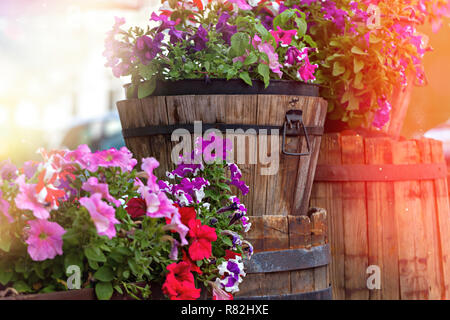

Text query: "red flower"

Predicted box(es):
[182, 250, 203, 274]
[188, 219, 217, 261]
[166, 261, 194, 284]
[162, 276, 201, 300]
[224, 250, 242, 260]
[162, 262, 201, 300]
[166, 204, 196, 228]
[126, 197, 146, 218]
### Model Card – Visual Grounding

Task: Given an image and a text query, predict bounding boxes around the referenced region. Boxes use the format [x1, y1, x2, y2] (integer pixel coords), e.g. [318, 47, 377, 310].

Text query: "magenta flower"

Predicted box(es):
[270, 26, 297, 47]
[80, 193, 120, 239]
[15, 175, 50, 220]
[228, 0, 252, 11]
[372, 96, 392, 129]
[296, 48, 318, 82]
[82, 177, 121, 207]
[151, 12, 178, 31]
[25, 219, 66, 261]
[0, 190, 13, 223]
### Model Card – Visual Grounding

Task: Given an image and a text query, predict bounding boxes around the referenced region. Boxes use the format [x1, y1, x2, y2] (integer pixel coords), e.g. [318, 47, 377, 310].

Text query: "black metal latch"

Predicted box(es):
[282, 109, 312, 156]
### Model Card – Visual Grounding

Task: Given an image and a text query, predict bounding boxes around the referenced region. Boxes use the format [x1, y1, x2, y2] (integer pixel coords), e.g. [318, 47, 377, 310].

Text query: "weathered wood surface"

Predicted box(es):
[235, 209, 330, 298]
[117, 95, 327, 217]
[311, 132, 450, 300]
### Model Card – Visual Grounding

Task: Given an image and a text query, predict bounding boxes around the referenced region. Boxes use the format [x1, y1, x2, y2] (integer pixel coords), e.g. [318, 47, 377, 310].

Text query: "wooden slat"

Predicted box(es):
[310, 133, 345, 300]
[416, 139, 444, 299]
[311, 209, 328, 291]
[365, 137, 400, 300]
[288, 215, 311, 249]
[224, 95, 258, 217]
[429, 139, 450, 299]
[256, 95, 302, 216]
[293, 98, 328, 215]
[341, 134, 369, 300]
[392, 140, 429, 299]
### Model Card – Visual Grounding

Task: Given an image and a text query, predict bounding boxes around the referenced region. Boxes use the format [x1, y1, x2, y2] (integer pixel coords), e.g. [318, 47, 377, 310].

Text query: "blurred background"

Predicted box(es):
[0, 0, 159, 164]
[0, 0, 449, 165]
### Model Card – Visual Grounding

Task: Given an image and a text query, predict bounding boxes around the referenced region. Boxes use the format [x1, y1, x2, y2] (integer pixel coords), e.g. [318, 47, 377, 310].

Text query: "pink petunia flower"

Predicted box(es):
[89, 147, 137, 172]
[251, 35, 283, 78]
[0, 190, 13, 223]
[80, 193, 120, 239]
[25, 219, 66, 261]
[82, 177, 121, 207]
[270, 26, 297, 47]
[141, 157, 160, 192]
[15, 175, 50, 220]
[64, 144, 93, 170]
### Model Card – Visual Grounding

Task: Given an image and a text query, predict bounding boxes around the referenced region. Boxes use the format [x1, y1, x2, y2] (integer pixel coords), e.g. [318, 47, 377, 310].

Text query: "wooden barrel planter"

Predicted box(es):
[235, 208, 331, 300]
[117, 79, 328, 217]
[117, 79, 329, 300]
[310, 132, 450, 300]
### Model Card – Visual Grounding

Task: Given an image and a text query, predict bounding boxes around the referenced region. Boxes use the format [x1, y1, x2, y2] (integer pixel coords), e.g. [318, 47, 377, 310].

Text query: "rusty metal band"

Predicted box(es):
[243, 244, 330, 274]
[235, 287, 332, 300]
[314, 163, 448, 182]
[122, 123, 324, 139]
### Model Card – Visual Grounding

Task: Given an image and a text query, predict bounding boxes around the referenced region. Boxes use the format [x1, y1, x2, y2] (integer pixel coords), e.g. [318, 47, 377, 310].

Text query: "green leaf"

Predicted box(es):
[257, 63, 270, 88]
[84, 247, 107, 263]
[0, 269, 12, 285]
[95, 281, 113, 300]
[137, 78, 156, 99]
[94, 266, 114, 282]
[230, 32, 250, 57]
[351, 46, 368, 55]
[332, 61, 345, 77]
[295, 18, 307, 37]
[244, 52, 258, 66]
[239, 72, 252, 86]
[222, 236, 233, 247]
[353, 72, 364, 89]
[353, 58, 364, 73]
[14, 281, 32, 293]
[0, 235, 11, 252]
[125, 85, 136, 99]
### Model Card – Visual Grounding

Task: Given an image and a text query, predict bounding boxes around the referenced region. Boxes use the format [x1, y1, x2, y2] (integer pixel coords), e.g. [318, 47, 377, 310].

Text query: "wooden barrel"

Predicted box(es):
[235, 208, 331, 299]
[117, 79, 328, 216]
[310, 132, 450, 300]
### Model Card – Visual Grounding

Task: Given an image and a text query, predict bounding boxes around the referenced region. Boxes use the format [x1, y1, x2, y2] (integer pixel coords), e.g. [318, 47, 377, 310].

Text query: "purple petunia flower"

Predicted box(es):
[216, 13, 237, 45]
[134, 33, 165, 65]
[189, 25, 209, 52]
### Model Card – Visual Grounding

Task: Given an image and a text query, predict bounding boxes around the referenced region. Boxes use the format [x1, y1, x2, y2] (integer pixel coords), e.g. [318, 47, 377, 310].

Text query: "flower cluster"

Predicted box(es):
[276, 0, 450, 129]
[103, 0, 318, 99]
[0, 139, 252, 300]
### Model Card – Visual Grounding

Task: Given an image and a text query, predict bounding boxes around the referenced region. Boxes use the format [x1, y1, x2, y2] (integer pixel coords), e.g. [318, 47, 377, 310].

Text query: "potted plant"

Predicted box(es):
[270, 0, 450, 136]
[0, 133, 253, 300]
[105, 0, 329, 217]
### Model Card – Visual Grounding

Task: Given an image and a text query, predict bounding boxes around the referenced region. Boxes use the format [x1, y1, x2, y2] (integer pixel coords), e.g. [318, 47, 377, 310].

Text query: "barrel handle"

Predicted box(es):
[282, 105, 311, 156]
